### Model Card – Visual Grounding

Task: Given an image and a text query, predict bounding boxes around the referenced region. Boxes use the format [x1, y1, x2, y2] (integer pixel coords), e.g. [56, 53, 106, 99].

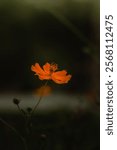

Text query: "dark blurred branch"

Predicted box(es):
[0, 117, 28, 150]
[44, 7, 99, 59]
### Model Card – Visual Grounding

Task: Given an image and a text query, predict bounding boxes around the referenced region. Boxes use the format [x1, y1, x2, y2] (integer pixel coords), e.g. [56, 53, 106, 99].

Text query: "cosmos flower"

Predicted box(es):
[31, 62, 72, 84]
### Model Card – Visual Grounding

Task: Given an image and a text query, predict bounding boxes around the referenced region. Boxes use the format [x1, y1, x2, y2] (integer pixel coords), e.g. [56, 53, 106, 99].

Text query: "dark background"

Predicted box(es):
[0, 0, 100, 150]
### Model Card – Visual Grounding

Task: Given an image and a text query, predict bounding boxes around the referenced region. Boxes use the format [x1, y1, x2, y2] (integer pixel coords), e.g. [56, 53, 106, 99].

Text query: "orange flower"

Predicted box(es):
[31, 62, 72, 84]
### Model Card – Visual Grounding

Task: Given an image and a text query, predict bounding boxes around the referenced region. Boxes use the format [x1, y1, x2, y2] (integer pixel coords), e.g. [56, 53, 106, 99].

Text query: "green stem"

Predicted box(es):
[17, 104, 26, 117]
[0, 118, 28, 150]
[31, 81, 48, 115]
[31, 96, 42, 115]
[23, 81, 49, 141]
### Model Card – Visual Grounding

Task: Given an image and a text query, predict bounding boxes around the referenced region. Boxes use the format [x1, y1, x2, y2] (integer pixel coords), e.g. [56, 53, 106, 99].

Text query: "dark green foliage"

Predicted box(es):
[0, 110, 99, 150]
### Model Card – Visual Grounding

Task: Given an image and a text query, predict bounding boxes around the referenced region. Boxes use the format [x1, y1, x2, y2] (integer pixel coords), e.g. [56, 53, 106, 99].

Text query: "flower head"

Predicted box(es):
[31, 62, 72, 84]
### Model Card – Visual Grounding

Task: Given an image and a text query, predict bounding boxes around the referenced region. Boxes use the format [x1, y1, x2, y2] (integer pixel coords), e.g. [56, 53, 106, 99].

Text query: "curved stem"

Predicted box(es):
[45, 7, 98, 50]
[17, 104, 26, 117]
[31, 96, 42, 115]
[0, 118, 28, 150]
[31, 81, 48, 115]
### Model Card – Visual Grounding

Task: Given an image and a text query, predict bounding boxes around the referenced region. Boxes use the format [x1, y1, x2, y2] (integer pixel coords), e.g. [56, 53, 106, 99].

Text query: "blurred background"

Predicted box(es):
[0, 0, 100, 150]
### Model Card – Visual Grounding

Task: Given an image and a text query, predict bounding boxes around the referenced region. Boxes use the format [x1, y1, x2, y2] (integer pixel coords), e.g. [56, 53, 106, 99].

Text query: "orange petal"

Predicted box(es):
[52, 70, 67, 76]
[39, 74, 51, 80]
[64, 75, 72, 83]
[52, 71, 72, 84]
[43, 63, 51, 74]
[31, 63, 46, 76]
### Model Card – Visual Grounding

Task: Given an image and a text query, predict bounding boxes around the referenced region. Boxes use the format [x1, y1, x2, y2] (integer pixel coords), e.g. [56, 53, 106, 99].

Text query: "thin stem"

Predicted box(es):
[31, 81, 48, 115]
[22, 81, 49, 147]
[31, 96, 42, 115]
[0, 117, 28, 150]
[17, 104, 26, 117]
[45, 7, 98, 50]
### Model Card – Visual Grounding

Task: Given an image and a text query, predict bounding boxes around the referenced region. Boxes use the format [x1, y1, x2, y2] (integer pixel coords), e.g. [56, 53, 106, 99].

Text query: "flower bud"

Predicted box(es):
[13, 98, 20, 105]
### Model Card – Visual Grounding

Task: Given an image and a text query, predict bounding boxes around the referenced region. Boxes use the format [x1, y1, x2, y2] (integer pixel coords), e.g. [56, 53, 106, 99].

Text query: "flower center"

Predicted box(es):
[50, 68, 54, 73]
[50, 63, 58, 73]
